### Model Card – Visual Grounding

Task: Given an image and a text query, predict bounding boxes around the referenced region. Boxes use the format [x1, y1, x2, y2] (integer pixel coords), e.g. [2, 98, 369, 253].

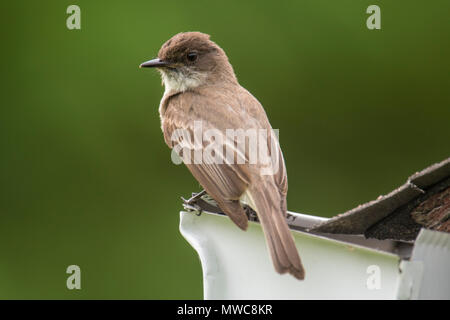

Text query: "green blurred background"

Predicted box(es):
[1, 1, 449, 299]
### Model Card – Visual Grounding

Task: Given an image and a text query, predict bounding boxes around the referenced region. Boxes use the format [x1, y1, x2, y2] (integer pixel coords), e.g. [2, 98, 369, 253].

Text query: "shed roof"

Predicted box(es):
[310, 157, 450, 241]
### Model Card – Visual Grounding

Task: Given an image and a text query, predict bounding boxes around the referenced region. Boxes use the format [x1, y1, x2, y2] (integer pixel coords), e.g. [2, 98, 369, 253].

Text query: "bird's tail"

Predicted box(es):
[246, 183, 305, 280]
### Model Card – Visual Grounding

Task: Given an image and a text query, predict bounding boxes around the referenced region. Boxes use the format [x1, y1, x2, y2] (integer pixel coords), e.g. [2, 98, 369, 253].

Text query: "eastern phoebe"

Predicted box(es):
[140, 32, 305, 280]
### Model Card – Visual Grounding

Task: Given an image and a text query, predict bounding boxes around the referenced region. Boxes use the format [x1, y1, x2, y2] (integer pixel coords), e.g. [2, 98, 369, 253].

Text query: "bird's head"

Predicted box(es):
[140, 32, 237, 93]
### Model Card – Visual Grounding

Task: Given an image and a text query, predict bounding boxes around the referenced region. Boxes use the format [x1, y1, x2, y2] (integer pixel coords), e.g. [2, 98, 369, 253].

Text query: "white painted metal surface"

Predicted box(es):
[180, 211, 402, 299]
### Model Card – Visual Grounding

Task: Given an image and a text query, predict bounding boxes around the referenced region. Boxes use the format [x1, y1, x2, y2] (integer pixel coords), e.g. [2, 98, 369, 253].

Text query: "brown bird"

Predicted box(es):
[140, 32, 305, 280]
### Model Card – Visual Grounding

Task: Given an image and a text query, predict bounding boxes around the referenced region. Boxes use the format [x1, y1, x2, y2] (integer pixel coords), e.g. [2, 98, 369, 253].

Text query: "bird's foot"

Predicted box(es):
[181, 190, 207, 216]
[182, 202, 203, 216]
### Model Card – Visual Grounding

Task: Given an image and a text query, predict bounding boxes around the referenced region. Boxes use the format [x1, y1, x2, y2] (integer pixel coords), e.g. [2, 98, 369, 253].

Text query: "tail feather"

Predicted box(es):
[246, 184, 305, 280]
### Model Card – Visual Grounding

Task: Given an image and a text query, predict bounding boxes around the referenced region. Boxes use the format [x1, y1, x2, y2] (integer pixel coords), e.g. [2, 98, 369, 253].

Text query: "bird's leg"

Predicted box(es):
[192, 189, 207, 201]
[181, 190, 207, 215]
[182, 190, 207, 204]
[182, 202, 203, 215]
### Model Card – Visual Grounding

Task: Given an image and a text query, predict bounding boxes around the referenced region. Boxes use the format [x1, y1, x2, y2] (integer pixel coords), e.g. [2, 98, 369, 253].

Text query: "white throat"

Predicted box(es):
[161, 68, 207, 95]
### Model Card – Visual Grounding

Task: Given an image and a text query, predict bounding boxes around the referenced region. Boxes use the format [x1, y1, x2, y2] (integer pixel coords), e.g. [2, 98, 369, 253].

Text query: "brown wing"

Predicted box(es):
[161, 88, 257, 230]
[236, 87, 288, 195]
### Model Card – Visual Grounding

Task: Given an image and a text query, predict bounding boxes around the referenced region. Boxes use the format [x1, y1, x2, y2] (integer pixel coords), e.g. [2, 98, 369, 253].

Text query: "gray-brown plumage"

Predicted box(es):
[140, 32, 305, 280]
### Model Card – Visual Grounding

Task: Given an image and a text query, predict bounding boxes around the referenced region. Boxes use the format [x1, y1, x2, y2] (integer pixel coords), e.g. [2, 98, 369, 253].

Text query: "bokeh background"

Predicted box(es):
[1, 1, 449, 299]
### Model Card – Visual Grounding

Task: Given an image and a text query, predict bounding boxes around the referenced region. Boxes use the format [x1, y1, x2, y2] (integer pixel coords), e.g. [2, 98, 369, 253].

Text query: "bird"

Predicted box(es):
[140, 32, 305, 280]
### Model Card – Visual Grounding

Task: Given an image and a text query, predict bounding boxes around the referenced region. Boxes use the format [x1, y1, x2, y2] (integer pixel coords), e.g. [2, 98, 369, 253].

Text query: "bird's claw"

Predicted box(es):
[182, 190, 207, 216]
[182, 201, 203, 215]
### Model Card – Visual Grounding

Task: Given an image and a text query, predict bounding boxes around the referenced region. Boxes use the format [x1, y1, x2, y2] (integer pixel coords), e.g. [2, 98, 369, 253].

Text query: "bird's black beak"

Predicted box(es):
[139, 58, 169, 68]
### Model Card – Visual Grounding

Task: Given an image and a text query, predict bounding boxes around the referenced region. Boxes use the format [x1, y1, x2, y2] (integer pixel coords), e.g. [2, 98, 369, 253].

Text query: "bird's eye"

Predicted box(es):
[187, 52, 198, 62]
